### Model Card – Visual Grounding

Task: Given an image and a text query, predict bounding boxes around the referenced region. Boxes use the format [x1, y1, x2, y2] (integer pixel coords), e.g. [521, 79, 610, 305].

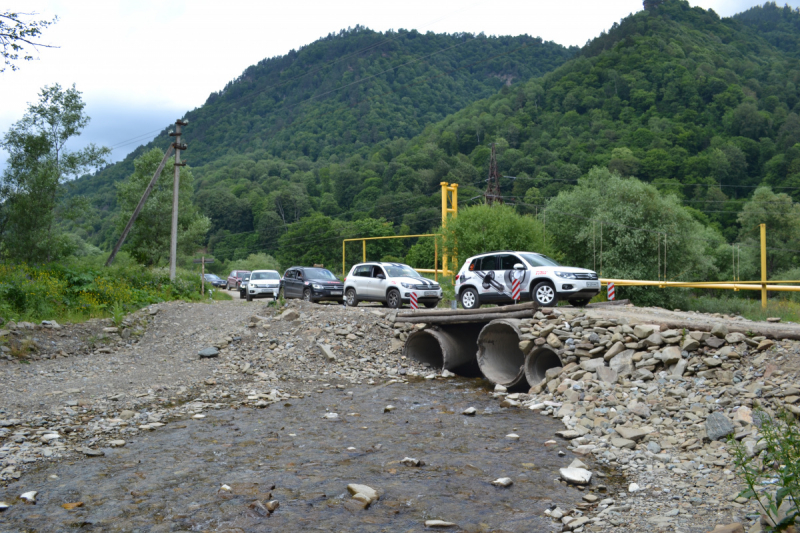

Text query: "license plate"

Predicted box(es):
[586, 281, 600, 288]
[423, 291, 437, 296]
[330, 291, 342, 295]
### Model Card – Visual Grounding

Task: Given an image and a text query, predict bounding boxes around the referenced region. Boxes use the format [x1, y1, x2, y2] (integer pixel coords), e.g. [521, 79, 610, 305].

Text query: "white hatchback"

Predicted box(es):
[344, 262, 442, 309]
[454, 251, 599, 309]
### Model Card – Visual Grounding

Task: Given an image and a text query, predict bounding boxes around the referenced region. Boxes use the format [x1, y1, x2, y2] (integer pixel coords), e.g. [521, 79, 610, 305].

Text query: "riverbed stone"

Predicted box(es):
[198, 347, 219, 358]
[706, 412, 735, 441]
[560, 467, 592, 485]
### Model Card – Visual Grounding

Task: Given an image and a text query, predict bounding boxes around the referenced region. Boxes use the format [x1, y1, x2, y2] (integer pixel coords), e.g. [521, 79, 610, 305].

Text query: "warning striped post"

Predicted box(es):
[607, 282, 615, 301]
[410, 292, 418, 310]
[511, 277, 521, 302]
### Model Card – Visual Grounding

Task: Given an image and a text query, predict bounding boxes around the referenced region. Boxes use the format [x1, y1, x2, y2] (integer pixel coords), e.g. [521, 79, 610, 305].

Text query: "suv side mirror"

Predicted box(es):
[376, 274, 386, 280]
[513, 263, 525, 270]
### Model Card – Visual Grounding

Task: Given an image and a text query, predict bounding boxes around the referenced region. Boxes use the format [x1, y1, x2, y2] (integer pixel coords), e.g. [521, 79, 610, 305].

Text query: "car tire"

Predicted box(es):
[239, 290, 245, 300]
[386, 289, 402, 309]
[345, 288, 359, 307]
[423, 301, 438, 309]
[303, 288, 314, 303]
[533, 282, 558, 307]
[459, 287, 480, 310]
[569, 298, 591, 307]
[246, 292, 253, 302]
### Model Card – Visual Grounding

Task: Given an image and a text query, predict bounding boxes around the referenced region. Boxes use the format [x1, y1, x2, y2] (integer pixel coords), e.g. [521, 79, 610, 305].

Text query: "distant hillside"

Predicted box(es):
[65, 27, 574, 250]
[734, 1, 800, 57]
[378, 0, 800, 242]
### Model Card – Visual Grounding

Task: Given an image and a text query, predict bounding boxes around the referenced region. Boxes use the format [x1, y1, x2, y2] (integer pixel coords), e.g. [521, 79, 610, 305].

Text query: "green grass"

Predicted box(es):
[207, 289, 233, 301]
[684, 295, 800, 323]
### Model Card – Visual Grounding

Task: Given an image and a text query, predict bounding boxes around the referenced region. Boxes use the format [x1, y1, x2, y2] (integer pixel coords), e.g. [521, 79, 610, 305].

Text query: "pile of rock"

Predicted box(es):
[492, 308, 799, 532]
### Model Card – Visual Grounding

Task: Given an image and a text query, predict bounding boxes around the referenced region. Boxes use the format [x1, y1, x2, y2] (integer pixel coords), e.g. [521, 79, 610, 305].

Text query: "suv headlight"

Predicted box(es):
[312, 283, 324, 290]
[401, 282, 413, 289]
[555, 272, 577, 279]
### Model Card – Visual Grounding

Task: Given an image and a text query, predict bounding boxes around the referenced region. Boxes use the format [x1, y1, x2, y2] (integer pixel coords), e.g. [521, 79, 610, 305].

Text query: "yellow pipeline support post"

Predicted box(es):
[362, 239, 366, 263]
[761, 223, 767, 308]
[342, 240, 345, 278]
[440, 182, 459, 277]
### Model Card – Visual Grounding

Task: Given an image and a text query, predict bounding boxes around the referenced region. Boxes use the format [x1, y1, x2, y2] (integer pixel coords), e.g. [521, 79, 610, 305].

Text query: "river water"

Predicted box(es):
[1, 378, 598, 532]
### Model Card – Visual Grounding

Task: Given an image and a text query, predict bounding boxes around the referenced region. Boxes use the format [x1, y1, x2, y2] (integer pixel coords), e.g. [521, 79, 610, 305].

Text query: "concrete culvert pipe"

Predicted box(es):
[524, 345, 563, 386]
[404, 325, 482, 376]
[476, 319, 528, 389]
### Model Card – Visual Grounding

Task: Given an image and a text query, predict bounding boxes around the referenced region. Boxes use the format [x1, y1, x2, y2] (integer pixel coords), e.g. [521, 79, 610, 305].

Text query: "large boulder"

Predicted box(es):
[609, 349, 634, 375]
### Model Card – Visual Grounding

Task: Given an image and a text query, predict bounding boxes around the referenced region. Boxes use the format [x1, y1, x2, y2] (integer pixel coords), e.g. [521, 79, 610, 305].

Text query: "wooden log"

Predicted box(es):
[393, 310, 533, 324]
[649, 319, 800, 341]
[396, 301, 537, 318]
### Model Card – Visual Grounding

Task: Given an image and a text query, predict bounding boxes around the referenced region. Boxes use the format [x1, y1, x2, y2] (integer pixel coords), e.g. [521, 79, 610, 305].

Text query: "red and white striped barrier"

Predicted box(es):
[607, 282, 615, 301]
[410, 292, 418, 310]
[511, 277, 521, 302]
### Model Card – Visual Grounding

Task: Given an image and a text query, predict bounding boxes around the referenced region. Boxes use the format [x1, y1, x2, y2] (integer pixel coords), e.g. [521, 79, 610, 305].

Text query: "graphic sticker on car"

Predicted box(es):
[460, 270, 529, 299]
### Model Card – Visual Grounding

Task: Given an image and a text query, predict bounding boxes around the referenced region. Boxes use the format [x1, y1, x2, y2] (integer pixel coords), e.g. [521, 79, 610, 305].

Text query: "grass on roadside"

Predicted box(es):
[683, 295, 800, 323]
[206, 290, 233, 301]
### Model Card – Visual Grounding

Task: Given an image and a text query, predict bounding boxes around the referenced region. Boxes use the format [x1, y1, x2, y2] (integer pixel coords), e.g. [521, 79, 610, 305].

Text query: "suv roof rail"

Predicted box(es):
[476, 250, 534, 256]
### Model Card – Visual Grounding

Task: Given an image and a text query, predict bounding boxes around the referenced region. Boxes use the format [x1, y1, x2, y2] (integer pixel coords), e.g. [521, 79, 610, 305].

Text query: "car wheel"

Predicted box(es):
[569, 298, 591, 307]
[533, 282, 558, 307]
[239, 290, 245, 299]
[460, 287, 480, 310]
[303, 288, 314, 302]
[345, 288, 359, 307]
[423, 301, 438, 309]
[246, 292, 253, 302]
[386, 289, 402, 309]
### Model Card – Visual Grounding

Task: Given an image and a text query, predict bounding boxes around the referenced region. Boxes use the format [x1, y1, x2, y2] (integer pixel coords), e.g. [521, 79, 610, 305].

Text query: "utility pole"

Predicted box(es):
[169, 119, 188, 281]
[484, 143, 502, 206]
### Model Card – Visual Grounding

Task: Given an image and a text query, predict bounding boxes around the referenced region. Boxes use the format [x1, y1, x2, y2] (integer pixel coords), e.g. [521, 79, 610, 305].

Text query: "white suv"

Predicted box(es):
[454, 251, 599, 309]
[245, 270, 282, 302]
[344, 262, 443, 308]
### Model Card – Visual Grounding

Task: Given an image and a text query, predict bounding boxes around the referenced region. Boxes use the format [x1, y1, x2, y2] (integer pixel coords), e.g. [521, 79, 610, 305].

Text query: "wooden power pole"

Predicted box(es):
[169, 119, 188, 281]
[105, 145, 176, 266]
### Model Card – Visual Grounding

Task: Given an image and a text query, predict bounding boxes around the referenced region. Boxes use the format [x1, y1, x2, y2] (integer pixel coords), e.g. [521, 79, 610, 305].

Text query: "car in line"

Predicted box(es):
[454, 250, 599, 309]
[343, 262, 442, 308]
[283, 266, 344, 303]
[203, 273, 226, 289]
[226, 270, 250, 290]
[238, 272, 252, 299]
[245, 270, 282, 302]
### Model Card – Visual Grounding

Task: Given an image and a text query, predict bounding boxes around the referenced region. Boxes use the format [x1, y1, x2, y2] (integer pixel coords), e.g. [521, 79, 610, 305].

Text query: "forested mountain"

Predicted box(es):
[378, 0, 800, 242]
[65, 27, 574, 251]
[64, 1, 800, 270]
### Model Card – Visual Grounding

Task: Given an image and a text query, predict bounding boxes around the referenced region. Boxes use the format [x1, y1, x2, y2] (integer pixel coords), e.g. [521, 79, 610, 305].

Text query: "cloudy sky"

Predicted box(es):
[1, 0, 798, 170]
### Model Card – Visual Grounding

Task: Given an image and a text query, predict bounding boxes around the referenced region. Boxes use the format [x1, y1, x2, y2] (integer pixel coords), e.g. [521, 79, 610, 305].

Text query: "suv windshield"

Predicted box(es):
[251, 271, 280, 280]
[520, 253, 561, 267]
[304, 268, 337, 280]
[384, 264, 420, 278]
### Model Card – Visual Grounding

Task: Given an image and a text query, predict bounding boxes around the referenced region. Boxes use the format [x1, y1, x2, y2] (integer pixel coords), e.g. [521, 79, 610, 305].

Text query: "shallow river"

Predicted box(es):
[2, 378, 598, 532]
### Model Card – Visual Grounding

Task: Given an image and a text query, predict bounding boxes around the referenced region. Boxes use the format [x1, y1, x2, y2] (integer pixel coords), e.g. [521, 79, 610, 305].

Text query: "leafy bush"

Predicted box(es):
[0, 255, 204, 322]
[438, 203, 557, 272]
[732, 410, 800, 532]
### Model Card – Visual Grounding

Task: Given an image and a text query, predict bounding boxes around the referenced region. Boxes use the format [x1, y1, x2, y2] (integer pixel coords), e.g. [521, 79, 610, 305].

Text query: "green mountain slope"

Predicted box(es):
[733, 1, 800, 57]
[66, 27, 574, 249]
[380, 0, 800, 242]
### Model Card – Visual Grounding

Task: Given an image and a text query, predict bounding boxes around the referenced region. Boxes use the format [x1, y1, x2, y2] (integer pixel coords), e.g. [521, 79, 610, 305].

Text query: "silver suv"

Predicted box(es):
[344, 262, 442, 309]
[454, 251, 599, 309]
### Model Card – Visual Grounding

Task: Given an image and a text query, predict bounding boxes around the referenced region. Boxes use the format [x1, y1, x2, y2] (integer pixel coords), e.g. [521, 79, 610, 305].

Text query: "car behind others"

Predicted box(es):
[226, 270, 250, 290]
[203, 273, 226, 288]
[246, 270, 282, 301]
[283, 267, 344, 303]
[455, 251, 599, 309]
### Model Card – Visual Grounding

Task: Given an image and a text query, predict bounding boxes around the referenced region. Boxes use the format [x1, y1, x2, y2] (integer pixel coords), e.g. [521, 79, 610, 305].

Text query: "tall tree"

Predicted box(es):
[116, 148, 210, 266]
[1, 11, 57, 72]
[737, 186, 800, 278]
[0, 84, 108, 262]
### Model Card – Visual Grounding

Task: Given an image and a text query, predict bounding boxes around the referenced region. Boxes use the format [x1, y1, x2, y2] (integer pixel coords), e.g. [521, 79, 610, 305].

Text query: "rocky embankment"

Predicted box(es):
[485, 307, 799, 533]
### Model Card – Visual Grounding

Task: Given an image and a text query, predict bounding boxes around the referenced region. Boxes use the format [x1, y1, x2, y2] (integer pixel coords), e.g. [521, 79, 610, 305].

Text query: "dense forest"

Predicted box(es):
[62, 1, 800, 274]
[64, 27, 574, 252]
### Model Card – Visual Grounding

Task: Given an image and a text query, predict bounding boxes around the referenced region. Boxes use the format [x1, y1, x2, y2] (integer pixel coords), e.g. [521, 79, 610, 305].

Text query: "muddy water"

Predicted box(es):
[2, 379, 594, 532]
